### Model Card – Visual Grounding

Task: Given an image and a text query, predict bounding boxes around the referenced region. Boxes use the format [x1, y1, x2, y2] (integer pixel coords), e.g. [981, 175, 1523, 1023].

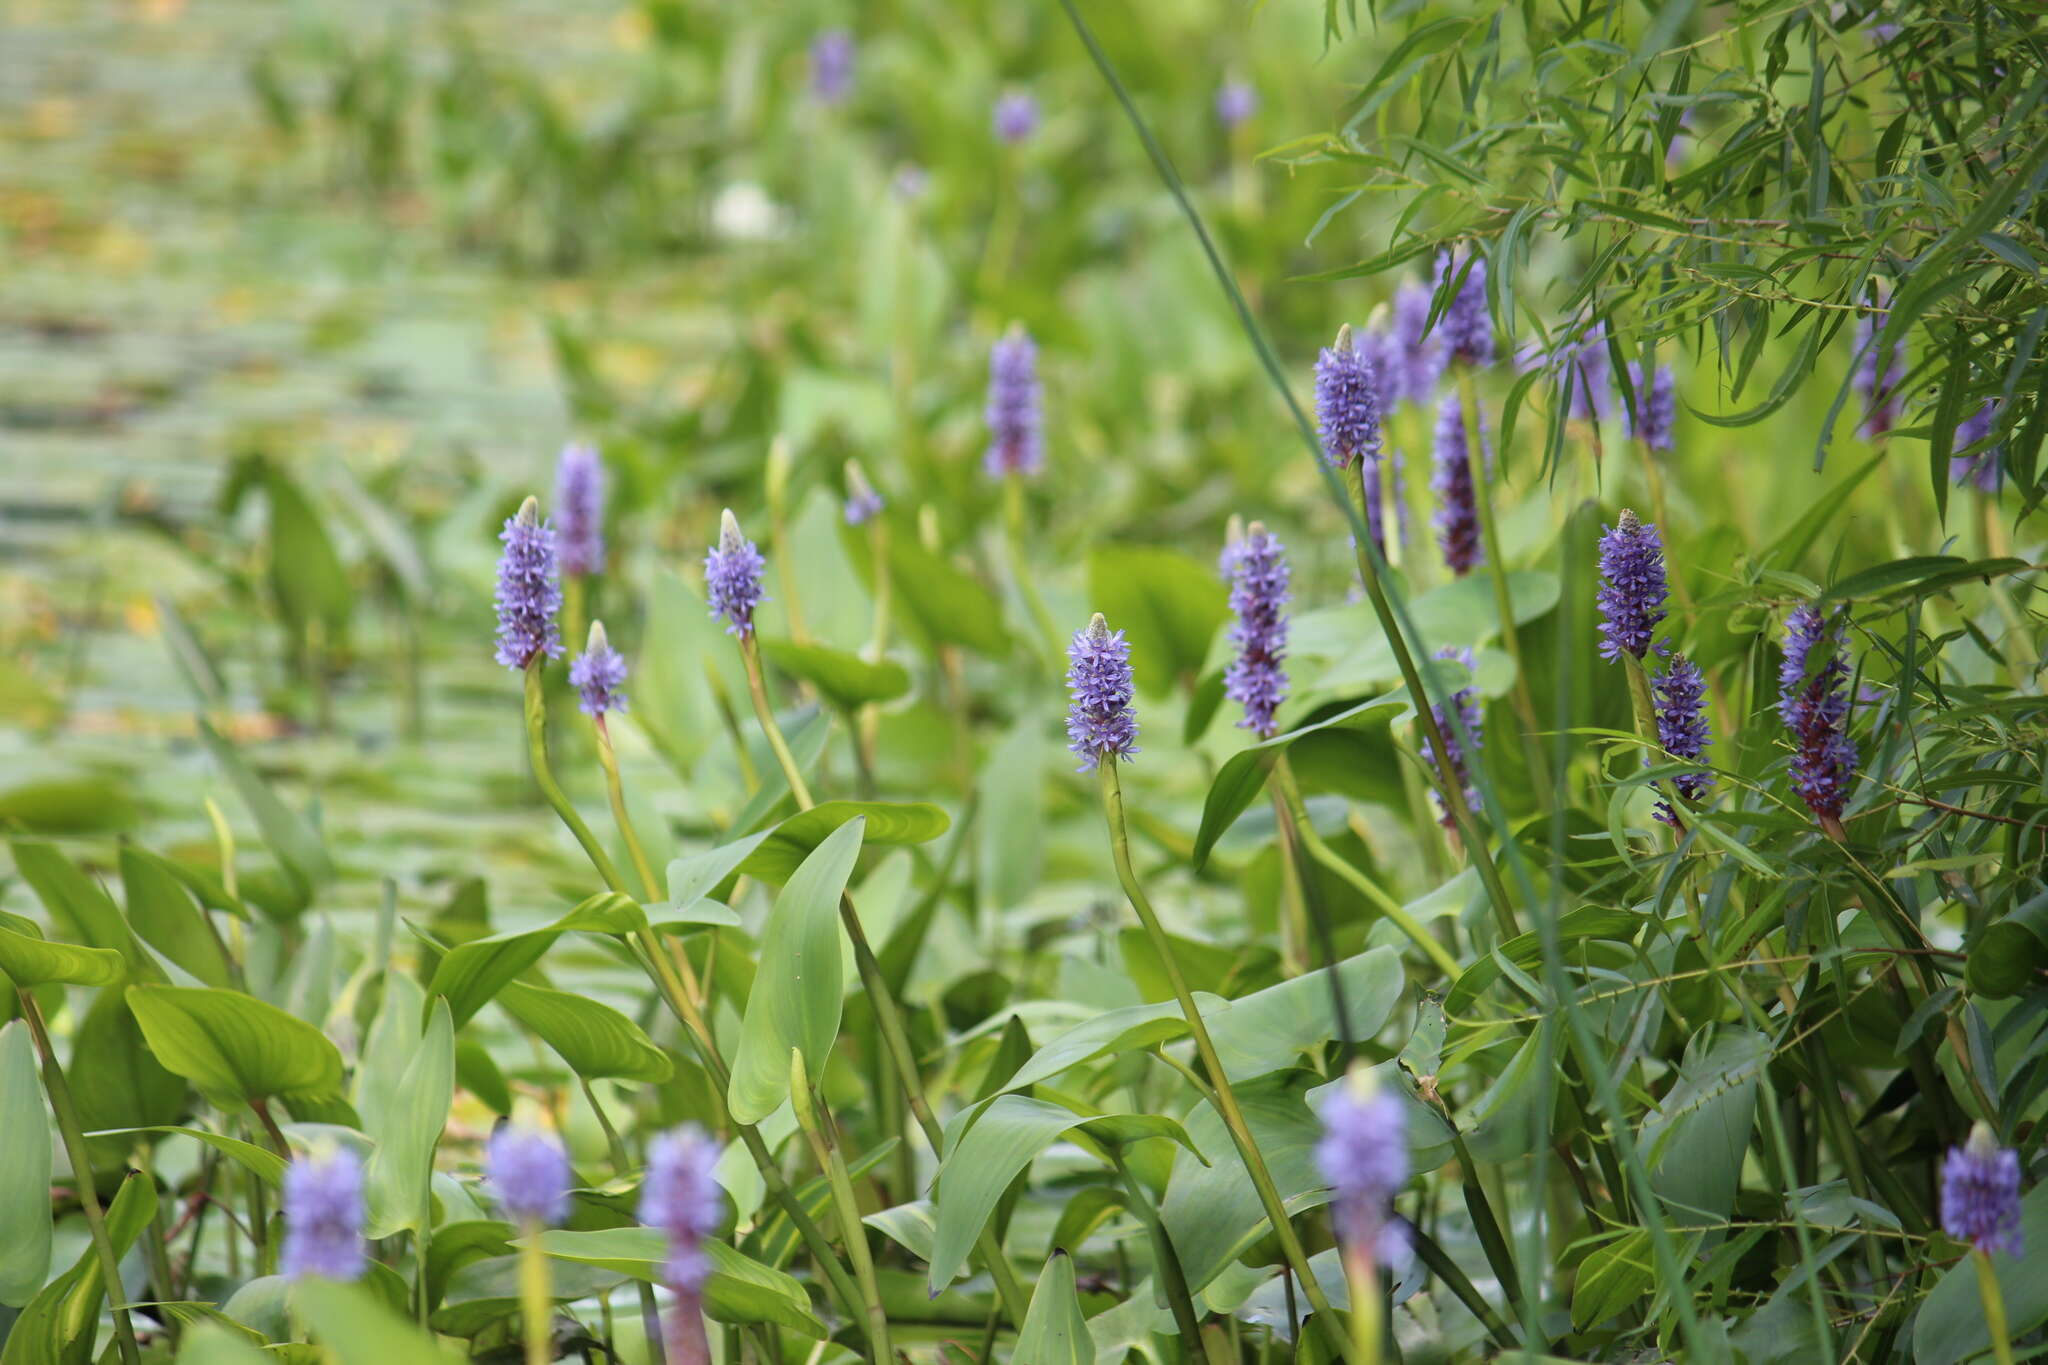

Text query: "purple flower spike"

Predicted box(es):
[641, 1125, 724, 1293]
[1950, 401, 2003, 491]
[1852, 290, 1904, 436]
[1942, 1122, 2024, 1257]
[1779, 603, 1858, 826]
[494, 497, 565, 672]
[1651, 648, 1713, 825]
[1420, 647, 1483, 826]
[1315, 324, 1382, 469]
[1432, 393, 1483, 577]
[487, 1124, 573, 1227]
[1221, 523, 1290, 739]
[1216, 81, 1257, 128]
[1315, 1071, 1410, 1264]
[553, 443, 607, 577]
[705, 509, 767, 639]
[570, 621, 629, 718]
[844, 459, 885, 525]
[1626, 362, 1678, 452]
[811, 29, 855, 104]
[1391, 282, 1447, 404]
[994, 91, 1039, 144]
[282, 1148, 367, 1282]
[1566, 324, 1613, 422]
[1066, 614, 1139, 771]
[1596, 509, 1668, 662]
[985, 326, 1045, 478]
[1433, 250, 1495, 368]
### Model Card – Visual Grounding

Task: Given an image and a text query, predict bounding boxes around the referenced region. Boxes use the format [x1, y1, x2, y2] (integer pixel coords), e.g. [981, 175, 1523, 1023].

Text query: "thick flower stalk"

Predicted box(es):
[1433, 250, 1494, 368]
[1778, 603, 1858, 830]
[705, 508, 767, 638]
[1221, 523, 1290, 738]
[1951, 401, 2003, 491]
[1419, 647, 1482, 826]
[1852, 291, 1904, 436]
[1626, 362, 1677, 452]
[1595, 509, 1668, 662]
[1390, 281, 1446, 404]
[1315, 324, 1381, 469]
[985, 325, 1045, 478]
[569, 621, 629, 718]
[282, 1148, 367, 1282]
[1066, 614, 1139, 770]
[1651, 648, 1713, 825]
[494, 497, 564, 671]
[811, 28, 854, 104]
[552, 443, 606, 578]
[994, 91, 1039, 144]
[642, 1125, 724, 1365]
[1431, 394, 1483, 576]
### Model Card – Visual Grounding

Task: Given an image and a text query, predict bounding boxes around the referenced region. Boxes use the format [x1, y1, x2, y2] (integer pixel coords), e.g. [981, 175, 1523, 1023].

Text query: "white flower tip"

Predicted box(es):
[1617, 507, 1641, 533]
[1085, 612, 1111, 641]
[1225, 513, 1245, 547]
[719, 507, 743, 546]
[1334, 322, 1354, 354]
[516, 495, 541, 527]
[587, 620, 609, 653]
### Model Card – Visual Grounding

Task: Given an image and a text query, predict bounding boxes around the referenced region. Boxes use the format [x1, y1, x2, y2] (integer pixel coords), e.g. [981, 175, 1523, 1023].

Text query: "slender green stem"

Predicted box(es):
[524, 662, 627, 894]
[1004, 475, 1063, 662]
[1097, 762, 1359, 1365]
[518, 1220, 553, 1365]
[564, 577, 587, 671]
[1109, 1148, 1205, 1362]
[19, 991, 142, 1365]
[739, 638, 815, 808]
[793, 1057, 893, 1365]
[594, 716, 662, 901]
[1973, 1248, 2016, 1365]
[1436, 1116, 1523, 1318]
[1403, 1222, 1518, 1351]
[1342, 1246, 1381, 1365]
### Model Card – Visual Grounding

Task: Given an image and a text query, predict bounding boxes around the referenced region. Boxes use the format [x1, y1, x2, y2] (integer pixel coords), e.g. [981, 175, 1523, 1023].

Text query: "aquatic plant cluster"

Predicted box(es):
[3, 6, 2045, 1365]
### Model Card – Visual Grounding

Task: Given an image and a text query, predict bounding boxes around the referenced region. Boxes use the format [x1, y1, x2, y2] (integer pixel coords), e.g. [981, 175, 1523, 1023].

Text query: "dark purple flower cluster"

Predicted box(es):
[1215, 81, 1257, 128]
[1066, 614, 1139, 770]
[1778, 603, 1858, 824]
[494, 497, 564, 671]
[1432, 394, 1483, 576]
[641, 1125, 724, 1293]
[1852, 291, 1904, 436]
[1220, 524, 1290, 738]
[488, 1124, 572, 1227]
[705, 509, 767, 638]
[994, 91, 1039, 144]
[1651, 648, 1713, 825]
[1941, 1123, 2024, 1256]
[811, 29, 855, 104]
[570, 623, 629, 718]
[1950, 401, 2003, 491]
[1314, 325, 1382, 469]
[1596, 510, 1668, 662]
[985, 327, 1044, 478]
[1420, 647, 1483, 826]
[1315, 1074, 1410, 1263]
[1626, 361, 1677, 452]
[1389, 282, 1446, 405]
[1433, 250, 1494, 368]
[282, 1148, 367, 1282]
[553, 443, 607, 577]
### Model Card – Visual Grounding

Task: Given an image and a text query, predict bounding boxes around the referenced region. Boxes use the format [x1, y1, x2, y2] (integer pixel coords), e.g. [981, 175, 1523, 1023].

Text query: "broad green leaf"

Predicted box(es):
[727, 819, 864, 1123]
[885, 533, 1013, 658]
[423, 1221, 514, 1311]
[1086, 545, 1231, 699]
[533, 1229, 825, 1336]
[862, 1200, 938, 1261]
[760, 638, 912, 710]
[1191, 695, 1405, 869]
[427, 1254, 623, 1337]
[1293, 571, 1558, 695]
[1205, 948, 1405, 1081]
[1642, 1028, 1766, 1229]
[9, 841, 146, 966]
[355, 970, 425, 1137]
[0, 1021, 52, 1307]
[197, 719, 334, 902]
[175, 1322, 275, 1365]
[1966, 886, 2048, 997]
[127, 984, 345, 1111]
[366, 1000, 455, 1239]
[1013, 1253, 1094, 1365]
[263, 463, 353, 638]
[455, 1039, 512, 1115]
[1913, 1182, 2048, 1365]
[0, 1169, 157, 1365]
[83, 1126, 286, 1186]
[295, 1278, 462, 1365]
[664, 833, 771, 910]
[67, 986, 187, 1173]
[737, 801, 947, 884]
[1444, 905, 1645, 1015]
[497, 981, 673, 1083]
[1572, 1230, 1655, 1330]
[1158, 1074, 1324, 1293]
[418, 925, 555, 1030]
[0, 926, 124, 989]
[978, 716, 1045, 912]
[1001, 999, 1189, 1095]
[120, 846, 233, 988]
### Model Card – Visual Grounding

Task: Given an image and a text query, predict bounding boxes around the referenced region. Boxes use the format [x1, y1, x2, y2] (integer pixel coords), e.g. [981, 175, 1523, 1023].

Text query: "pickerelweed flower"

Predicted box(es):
[1315, 1071, 1409, 1263]
[1852, 290, 1904, 436]
[1390, 281, 1446, 404]
[282, 1148, 367, 1281]
[487, 1123, 573, 1227]
[1778, 603, 1858, 826]
[1626, 361, 1678, 452]
[1950, 401, 2003, 491]
[843, 459, 885, 525]
[494, 496, 564, 672]
[553, 442, 606, 577]
[1432, 393, 1483, 576]
[641, 1125, 724, 1292]
[1596, 509, 1668, 662]
[1651, 647, 1713, 825]
[1315, 324, 1381, 469]
[1066, 614, 1139, 770]
[994, 91, 1039, 144]
[985, 325, 1044, 478]
[570, 621, 629, 718]
[1941, 1122, 2023, 1256]
[892, 164, 929, 201]
[1566, 323, 1613, 422]
[1433, 250, 1494, 368]
[1220, 523, 1290, 738]
[1419, 646, 1483, 825]
[705, 509, 767, 638]
[811, 29, 854, 104]
[1215, 81, 1257, 128]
